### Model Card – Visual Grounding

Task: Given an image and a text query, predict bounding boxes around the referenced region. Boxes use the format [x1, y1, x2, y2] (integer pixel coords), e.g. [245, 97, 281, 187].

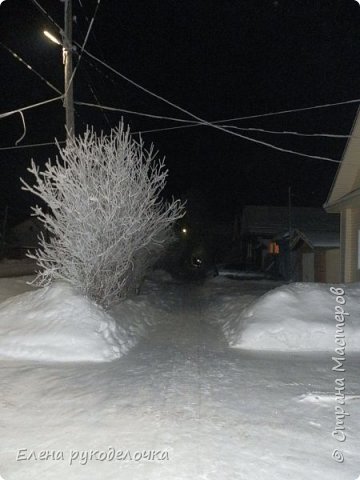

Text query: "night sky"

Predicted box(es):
[1, 0, 360, 225]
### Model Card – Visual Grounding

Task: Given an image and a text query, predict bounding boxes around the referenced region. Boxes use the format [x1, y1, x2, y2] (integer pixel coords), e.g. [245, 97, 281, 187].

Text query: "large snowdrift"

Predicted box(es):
[0, 281, 155, 362]
[212, 281, 360, 352]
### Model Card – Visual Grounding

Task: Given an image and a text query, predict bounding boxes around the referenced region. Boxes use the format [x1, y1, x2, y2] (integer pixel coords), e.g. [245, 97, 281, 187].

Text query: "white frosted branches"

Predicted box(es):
[21, 123, 185, 307]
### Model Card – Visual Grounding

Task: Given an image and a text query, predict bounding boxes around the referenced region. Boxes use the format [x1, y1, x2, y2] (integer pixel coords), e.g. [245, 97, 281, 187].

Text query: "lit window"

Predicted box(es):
[269, 242, 280, 255]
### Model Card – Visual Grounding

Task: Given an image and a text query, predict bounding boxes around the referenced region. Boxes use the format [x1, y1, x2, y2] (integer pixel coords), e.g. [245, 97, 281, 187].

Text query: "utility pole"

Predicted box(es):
[63, 0, 75, 139]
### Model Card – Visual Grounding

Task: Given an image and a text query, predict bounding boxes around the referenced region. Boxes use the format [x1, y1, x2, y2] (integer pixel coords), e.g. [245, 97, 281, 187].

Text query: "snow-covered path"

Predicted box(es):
[1, 281, 359, 479]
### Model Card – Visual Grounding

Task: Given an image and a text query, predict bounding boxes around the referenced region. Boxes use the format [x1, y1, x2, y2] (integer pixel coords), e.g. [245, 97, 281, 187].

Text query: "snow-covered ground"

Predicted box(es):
[0, 274, 359, 479]
[206, 278, 360, 351]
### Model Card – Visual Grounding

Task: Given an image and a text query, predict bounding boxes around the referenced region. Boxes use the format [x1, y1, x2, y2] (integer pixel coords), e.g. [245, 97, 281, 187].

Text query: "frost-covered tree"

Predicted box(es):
[21, 123, 185, 307]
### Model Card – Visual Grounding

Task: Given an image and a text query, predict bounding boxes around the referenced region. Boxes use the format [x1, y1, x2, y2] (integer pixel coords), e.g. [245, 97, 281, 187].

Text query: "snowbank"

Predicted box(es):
[214, 282, 360, 352]
[0, 275, 34, 303]
[0, 282, 149, 362]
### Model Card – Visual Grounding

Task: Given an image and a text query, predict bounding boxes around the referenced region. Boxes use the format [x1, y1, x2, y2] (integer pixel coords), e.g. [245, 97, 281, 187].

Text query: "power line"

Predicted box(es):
[75, 100, 355, 139]
[75, 100, 190, 123]
[76, 0, 107, 61]
[0, 124, 342, 163]
[1, 1, 351, 162]
[78, 48, 347, 162]
[75, 0, 128, 118]
[25, 1, 352, 162]
[0, 40, 60, 145]
[75, 11, 111, 128]
[67, 0, 102, 94]
[0, 95, 63, 148]
[0, 140, 65, 151]
[0, 42, 61, 95]
[133, 123, 205, 136]
[226, 126, 353, 139]
[79, 46, 360, 122]
[0, 88, 347, 162]
[212, 99, 360, 124]
[0, 96, 64, 120]
[80, 78, 111, 128]
[81, 46, 360, 128]
[28, 0, 62, 33]
[16, 112, 27, 146]
[130, 123, 341, 163]
[0, 43, 88, 137]
[75, 88, 341, 163]
[31, 0, 358, 126]
[78, 61, 360, 125]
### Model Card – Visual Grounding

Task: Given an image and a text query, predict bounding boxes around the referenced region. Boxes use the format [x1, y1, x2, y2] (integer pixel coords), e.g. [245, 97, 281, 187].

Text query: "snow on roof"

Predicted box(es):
[241, 205, 339, 236]
[294, 230, 340, 248]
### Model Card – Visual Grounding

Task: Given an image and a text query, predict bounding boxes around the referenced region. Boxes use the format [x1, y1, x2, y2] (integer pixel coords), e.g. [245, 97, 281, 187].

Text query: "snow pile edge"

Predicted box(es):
[214, 282, 360, 352]
[0, 281, 154, 362]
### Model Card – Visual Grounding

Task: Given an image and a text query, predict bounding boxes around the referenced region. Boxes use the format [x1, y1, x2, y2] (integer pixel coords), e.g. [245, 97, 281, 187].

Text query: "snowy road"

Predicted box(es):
[1, 280, 360, 479]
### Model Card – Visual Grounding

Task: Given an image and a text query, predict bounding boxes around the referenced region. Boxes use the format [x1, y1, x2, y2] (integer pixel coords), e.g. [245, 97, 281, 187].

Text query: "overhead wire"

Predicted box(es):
[0, 94, 353, 160]
[1, 1, 97, 142]
[83, 79, 111, 128]
[78, 47, 355, 162]
[0, 44, 85, 143]
[74, 100, 190, 123]
[75, 100, 356, 139]
[208, 98, 360, 124]
[0, 95, 63, 150]
[78, 1, 122, 128]
[0, 42, 62, 95]
[75, 9, 111, 128]
[78, 54, 360, 140]
[0, 96, 64, 120]
[0, 41, 63, 145]
[7, 1, 359, 162]
[16, 112, 27, 145]
[28, 0, 102, 96]
[0, 140, 64, 151]
[67, 0, 102, 95]
[26, 0, 355, 163]
[225, 126, 353, 139]
[0, 1, 101, 147]
[73, 0, 110, 129]
[28, 0, 62, 33]
[76, 74, 360, 125]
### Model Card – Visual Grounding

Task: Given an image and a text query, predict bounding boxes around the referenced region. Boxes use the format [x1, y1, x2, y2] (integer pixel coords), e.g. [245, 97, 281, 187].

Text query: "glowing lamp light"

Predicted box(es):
[181, 227, 188, 234]
[44, 30, 61, 46]
[269, 242, 280, 255]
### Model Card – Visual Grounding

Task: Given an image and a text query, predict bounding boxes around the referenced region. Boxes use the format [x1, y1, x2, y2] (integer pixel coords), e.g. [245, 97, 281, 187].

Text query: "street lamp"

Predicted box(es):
[43, 30, 62, 46]
[43, 0, 74, 139]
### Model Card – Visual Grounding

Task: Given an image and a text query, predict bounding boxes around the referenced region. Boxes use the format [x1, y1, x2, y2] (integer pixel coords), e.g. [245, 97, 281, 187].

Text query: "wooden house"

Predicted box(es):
[324, 107, 360, 282]
[241, 205, 340, 281]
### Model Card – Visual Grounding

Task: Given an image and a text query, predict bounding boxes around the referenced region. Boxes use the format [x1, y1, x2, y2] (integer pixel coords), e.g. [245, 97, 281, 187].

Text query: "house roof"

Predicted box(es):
[325, 187, 360, 213]
[241, 205, 339, 237]
[325, 106, 360, 211]
[294, 230, 340, 249]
